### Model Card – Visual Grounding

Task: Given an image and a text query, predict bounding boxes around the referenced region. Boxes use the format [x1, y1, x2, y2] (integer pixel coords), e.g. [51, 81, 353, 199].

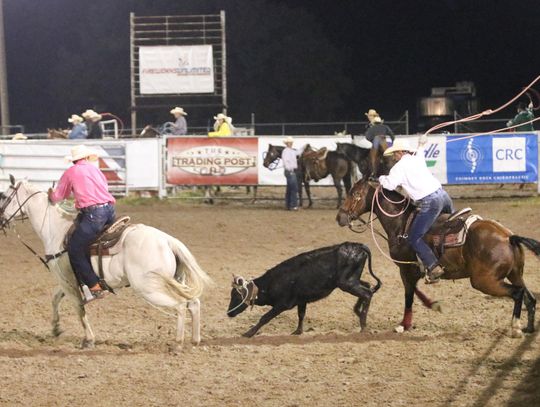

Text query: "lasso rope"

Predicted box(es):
[369, 186, 417, 265]
[424, 75, 540, 139]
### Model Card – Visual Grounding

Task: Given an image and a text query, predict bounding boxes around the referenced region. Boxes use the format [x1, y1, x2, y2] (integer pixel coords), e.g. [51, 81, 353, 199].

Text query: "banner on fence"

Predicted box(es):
[139, 45, 214, 94]
[446, 133, 538, 184]
[166, 137, 258, 185]
[257, 136, 353, 186]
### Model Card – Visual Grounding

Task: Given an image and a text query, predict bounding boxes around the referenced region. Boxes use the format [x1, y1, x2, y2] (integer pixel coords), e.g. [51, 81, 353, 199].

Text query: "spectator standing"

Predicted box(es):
[282, 136, 300, 211]
[506, 101, 535, 132]
[67, 114, 87, 140]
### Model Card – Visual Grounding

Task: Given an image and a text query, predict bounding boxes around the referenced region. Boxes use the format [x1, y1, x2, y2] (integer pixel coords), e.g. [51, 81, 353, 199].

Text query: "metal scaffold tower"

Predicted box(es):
[130, 11, 227, 135]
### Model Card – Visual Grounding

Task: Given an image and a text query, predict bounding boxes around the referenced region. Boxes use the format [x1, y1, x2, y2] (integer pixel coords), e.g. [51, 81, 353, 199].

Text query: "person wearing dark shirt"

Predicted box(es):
[507, 101, 535, 132]
[365, 116, 394, 176]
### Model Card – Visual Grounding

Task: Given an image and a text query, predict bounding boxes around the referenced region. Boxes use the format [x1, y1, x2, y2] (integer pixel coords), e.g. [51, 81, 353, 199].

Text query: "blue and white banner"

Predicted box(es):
[446, 133, 538, 184]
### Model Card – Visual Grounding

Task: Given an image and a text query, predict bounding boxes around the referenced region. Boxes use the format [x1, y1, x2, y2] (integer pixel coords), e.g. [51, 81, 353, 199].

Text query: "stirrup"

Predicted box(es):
[98, 279, 115, 294]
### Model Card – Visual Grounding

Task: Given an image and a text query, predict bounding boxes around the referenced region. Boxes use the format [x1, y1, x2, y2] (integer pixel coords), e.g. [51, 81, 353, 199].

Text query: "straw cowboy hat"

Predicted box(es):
[12, 133, 27, 140]
[383, 139, 414, 156]
[64, 145, 99, 162]
[81, 109, 102, 120]
[214, 113, 230, 121]
[68, 114, 83, 124]
[170, 107, 187, 116]
[81, 109, 97, 119]
[283, 136, 294, 145]
[365, 109, 379, 118]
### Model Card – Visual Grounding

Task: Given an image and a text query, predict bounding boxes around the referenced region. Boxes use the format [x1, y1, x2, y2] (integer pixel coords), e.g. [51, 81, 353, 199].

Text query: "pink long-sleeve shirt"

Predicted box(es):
[50, 160, 115, 209]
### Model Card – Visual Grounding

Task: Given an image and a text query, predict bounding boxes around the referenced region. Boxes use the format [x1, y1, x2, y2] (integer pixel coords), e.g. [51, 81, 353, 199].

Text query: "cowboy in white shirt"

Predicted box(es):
[378, 137, 454, 283]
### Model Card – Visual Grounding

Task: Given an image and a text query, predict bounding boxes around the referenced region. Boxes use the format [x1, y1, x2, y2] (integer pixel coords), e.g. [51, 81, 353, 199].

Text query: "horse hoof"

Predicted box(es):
[81, 339, 95, 349]
[242, 331, 255, 338]
[511, 328, 524, 338]
[522, 327, 535, 334]
[191, 339, 201, 346]
[291, 329, 303, 336]
[431, 301, 443, 313]
[394, 325, 405, 333]
[52, 327, 63, 337]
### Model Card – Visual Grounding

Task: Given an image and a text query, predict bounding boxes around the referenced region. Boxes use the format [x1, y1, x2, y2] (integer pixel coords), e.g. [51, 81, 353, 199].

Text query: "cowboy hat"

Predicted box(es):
[282, 136, 294, 145]
[170, 106, 187, 116]
[81, 109, 98, 119]
[68, 114, 83, 123]
[383, 139, 414, 156]
[12, 133, 27, 140]
[64, 145, 99, 162]
[214, 113, 230, 121]
[365, 109, 379, 117]
[90, 112, 102, 121]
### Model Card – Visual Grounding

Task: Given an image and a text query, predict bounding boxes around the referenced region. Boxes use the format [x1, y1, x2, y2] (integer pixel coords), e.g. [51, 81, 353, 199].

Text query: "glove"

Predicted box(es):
[418, 133, 428, 146]
[506, 120, 512, 127]
[529, 101, 534, 109]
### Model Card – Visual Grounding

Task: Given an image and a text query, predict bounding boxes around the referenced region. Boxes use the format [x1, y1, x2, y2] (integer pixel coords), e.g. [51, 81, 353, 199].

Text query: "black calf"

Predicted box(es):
[227, 242, 381, 337]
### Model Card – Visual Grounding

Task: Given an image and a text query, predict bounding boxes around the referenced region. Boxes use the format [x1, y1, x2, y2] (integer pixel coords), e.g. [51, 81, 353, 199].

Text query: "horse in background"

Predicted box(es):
[335, 142, 371, 178]
[336, 141, 392, 178]
[263, 144, 313, 208]
[47, 128, 69, 139]
[139, 125, 161, 138]
[301, 145, 352, 208]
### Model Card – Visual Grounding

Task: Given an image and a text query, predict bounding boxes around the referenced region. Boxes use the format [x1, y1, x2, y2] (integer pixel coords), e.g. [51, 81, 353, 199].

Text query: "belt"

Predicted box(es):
[81, 203, 112, 212]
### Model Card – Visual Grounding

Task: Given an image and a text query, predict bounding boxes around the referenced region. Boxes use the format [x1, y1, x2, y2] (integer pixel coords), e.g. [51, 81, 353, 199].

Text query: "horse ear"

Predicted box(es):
[9, 174, 15, 186]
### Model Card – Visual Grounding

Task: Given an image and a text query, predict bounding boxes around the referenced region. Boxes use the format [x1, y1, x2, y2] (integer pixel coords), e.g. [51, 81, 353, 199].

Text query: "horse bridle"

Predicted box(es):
[263, 150, 281, 171]
[0, 182, 30, 230]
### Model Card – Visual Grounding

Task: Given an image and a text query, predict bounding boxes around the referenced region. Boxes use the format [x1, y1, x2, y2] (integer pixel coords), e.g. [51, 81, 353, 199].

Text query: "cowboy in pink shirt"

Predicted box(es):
[48, 145, 116, 302]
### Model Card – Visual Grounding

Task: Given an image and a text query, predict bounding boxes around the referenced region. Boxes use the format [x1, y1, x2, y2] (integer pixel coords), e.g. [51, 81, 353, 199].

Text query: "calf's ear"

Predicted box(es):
[9, 174, 15, 186]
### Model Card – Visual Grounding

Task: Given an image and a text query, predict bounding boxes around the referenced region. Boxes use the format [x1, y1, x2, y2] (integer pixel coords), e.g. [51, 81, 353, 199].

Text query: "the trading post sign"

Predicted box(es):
[139, 45, 215, 94]
[166, 137, 258, 185]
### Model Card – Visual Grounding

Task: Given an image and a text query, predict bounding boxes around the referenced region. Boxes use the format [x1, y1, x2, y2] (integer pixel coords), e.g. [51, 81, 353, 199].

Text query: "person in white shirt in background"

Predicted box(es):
[282, 136, 302, 211]
[378, 135, 454, 283]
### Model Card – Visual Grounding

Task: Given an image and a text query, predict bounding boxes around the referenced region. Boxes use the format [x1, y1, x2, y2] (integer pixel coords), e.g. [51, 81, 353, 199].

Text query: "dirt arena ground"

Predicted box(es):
[1, 191, 540, 406]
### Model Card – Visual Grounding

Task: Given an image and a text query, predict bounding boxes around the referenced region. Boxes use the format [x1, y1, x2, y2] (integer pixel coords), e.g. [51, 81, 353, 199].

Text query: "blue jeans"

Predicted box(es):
[68, 204, 116, 287]
[284, 170, 299, 209]
[407, 189, 453, 271]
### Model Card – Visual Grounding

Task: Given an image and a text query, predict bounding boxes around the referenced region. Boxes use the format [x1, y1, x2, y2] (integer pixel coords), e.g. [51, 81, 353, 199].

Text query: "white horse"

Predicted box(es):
[0, 177, 211, 349]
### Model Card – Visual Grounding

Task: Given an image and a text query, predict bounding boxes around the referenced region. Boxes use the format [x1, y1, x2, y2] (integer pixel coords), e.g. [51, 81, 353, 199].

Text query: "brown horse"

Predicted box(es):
[336, 177, 540, 337]
[47, 128, 68, 139]
[302, 145, 352, 208]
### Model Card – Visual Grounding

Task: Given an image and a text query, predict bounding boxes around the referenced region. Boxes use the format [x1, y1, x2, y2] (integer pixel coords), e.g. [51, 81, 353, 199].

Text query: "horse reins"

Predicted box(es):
[346, 184, 417, 265]
[0, 183, 52, 270]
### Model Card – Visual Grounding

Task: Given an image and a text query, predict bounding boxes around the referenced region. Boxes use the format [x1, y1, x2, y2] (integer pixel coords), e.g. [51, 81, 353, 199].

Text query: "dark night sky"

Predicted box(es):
[3, 0, 540, 132]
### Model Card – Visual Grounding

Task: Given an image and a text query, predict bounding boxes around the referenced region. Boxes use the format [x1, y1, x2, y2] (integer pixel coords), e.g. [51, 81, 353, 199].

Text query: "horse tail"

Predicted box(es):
[509, 235, 540, 256]
[163, 236, 212, 301]
[365, 247, 382, 293]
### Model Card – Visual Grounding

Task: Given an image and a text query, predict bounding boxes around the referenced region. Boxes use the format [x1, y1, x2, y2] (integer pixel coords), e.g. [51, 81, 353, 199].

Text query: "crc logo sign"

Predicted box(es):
[492, 137, 526, 172]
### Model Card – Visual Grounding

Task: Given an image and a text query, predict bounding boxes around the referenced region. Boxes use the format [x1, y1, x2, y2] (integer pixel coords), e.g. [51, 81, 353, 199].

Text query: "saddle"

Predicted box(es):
[64, 216, 132, 280]
[403, 208, 482, 256]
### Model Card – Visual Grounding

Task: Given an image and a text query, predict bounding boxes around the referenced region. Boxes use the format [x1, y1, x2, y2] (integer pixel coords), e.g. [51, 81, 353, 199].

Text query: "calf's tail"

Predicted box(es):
[365, 249, 382, 293]
[510, 235, 540, 256]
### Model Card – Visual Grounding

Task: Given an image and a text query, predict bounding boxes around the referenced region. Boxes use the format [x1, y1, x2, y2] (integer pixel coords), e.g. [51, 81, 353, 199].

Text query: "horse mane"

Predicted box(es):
[19, 181, 76, 220]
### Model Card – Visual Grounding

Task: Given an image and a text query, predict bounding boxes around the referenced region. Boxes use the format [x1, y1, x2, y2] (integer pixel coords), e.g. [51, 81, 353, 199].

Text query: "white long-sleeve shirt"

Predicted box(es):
[282, 147, 300, 171]
[378, 149, 441, 201]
